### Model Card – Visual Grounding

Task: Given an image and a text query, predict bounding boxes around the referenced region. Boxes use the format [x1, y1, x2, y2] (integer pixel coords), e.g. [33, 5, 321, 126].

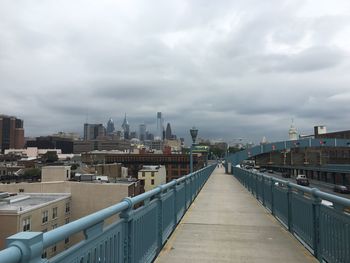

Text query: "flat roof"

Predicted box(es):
[139, 165, 162, 171]
[0, 193, 71, 214]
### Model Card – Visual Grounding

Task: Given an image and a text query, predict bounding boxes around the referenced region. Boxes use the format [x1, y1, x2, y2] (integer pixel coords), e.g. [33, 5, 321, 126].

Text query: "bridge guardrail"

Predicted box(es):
[227, 138, 350, 165]
[0, 164, 216, 263]
[232, 166, 350, 263]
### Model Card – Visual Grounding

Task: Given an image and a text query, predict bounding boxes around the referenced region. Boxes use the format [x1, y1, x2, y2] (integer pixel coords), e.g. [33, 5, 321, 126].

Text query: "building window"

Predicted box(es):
[22, 217, 31, 231]
[142, 172, 145, 177]
[51, 245, 57, 254]
[151, 172, 155, 177]
[151, 179, 155, 185]
[64, 218, 70, 244]
[42, 210, 48, 224]
[19, 189, 24, 193]
[51, 223, 58, 252]
[52, 207, 58, 219]
[65, 202, 70, 214]
[42, 250, 47, 259]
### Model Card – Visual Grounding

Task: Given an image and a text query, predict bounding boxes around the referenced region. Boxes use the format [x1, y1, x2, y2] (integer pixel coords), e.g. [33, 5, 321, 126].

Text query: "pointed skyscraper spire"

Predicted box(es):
[122, 113, 130, 139]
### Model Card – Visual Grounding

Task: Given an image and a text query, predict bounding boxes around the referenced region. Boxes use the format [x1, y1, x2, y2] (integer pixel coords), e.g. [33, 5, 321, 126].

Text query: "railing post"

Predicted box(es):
[271, 177, 275, 215]
[173, 179, 178, 225]
[262, 175, 265, 206]
[184, 176, 188, 210]
[254, 173, 258, 198]
[286, 182, 292, 232]
[6, 232, 46, 263]
[311, 189, 322, 262]
[120, 197, 134, 263]
[156, 185, 164, 252]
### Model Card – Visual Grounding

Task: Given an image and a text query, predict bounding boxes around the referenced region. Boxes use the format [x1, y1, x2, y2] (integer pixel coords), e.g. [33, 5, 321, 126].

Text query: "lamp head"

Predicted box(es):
[190, 127, 198, 144]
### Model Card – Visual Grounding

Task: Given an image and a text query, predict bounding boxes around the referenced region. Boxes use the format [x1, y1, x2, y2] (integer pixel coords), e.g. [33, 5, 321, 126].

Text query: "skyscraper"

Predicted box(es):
[288, 120, 298, 141]
[139, 123, 146, 141]
[84, 123, 106, 140]
[165, 123, 172, 140]
[121, 113, 130, 140]
[0, 115, 25, 153]
[156, 112, 163, 140]
[106, 118, 115, 134]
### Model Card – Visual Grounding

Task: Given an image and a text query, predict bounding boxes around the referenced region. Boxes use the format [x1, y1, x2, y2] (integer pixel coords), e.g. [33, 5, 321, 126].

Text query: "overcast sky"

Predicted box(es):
[1, 0, 350, 144]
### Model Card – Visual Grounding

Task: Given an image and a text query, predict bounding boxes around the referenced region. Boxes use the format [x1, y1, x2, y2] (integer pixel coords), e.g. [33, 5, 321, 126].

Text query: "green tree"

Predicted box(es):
[42, 151, 58, 163]
[182, 147, 190, 154]
[71, 163, 80, 170]
[24, 168, 41, 177]
[228, 147, 242, 154]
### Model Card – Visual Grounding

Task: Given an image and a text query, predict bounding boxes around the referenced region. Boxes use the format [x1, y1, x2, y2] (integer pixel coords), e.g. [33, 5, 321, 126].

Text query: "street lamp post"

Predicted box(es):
[190, 127, 198, 174]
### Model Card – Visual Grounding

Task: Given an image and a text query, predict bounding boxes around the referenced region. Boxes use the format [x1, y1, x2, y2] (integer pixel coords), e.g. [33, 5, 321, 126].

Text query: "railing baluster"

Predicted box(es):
[232, 166, 350, 263]
[1, 164, 216, 263]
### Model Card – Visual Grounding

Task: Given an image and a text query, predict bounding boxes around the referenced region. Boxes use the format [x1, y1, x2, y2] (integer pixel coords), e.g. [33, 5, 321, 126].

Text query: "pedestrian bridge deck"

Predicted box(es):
[155, 167, 317, 263]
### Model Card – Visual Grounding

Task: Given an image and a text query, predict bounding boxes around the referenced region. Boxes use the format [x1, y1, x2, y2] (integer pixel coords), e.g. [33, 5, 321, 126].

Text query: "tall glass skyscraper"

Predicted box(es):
[139, 123, 146, 141]
[156, 112, 163, 140]
[106, 118, 115, 134]
[122, 114, 130, 139]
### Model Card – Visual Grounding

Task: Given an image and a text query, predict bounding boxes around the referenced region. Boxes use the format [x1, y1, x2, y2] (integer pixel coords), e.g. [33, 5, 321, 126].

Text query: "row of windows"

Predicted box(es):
[41, 219, 70, 259]
[42, 203, 70, 224]
[23, 217, 66, 232]
[106, 156, 190, 163]
[141, 172, 155, 177]
[0, 170, 15, 175]
[139, 179, 155, 185]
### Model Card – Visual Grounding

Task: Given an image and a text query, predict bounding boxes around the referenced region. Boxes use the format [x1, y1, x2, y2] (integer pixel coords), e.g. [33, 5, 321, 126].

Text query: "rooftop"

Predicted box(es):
[0, 192, 71, 214]
[139, 165, 162, 171]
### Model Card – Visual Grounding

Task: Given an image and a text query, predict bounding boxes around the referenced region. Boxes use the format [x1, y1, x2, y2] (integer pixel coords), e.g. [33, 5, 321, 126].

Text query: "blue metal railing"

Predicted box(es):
[232, 166, 350, 263]
[226, 138, 350, 166]
[0, 164, 216, 263]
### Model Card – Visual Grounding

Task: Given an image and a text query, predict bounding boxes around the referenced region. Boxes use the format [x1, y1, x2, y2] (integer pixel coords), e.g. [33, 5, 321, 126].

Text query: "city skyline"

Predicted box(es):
[1, 1, 350, 143]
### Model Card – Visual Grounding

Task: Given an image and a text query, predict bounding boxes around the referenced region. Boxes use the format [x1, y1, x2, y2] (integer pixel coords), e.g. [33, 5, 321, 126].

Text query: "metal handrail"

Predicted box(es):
[252, 170, 350, 207]
[232, 166, 350, 263]
[1, 164, 216, 263]
[226, 138, 350, 165]
[0, 246, 22, 263]
[44, 165, 210, 248]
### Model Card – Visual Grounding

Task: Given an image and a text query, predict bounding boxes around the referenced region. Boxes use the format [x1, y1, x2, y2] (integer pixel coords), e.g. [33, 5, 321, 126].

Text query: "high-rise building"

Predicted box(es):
[146, 131, 154, 141]
[156, 112, 164, 140]
[139, 124, 146, 141]
[83, 123, 105, 140]
[0, 115, 25, 153]
[165, 123, 172, 140]
[26, 136, 74, 154]
[121, 114, 130, 140]
[288, 120, 298, 141]
[106, 118, 115, 134]
[130, 131, 137, 139]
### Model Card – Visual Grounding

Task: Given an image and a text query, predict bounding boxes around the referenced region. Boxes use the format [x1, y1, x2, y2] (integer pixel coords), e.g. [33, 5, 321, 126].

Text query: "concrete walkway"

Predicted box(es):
[155, 167, 317, 263]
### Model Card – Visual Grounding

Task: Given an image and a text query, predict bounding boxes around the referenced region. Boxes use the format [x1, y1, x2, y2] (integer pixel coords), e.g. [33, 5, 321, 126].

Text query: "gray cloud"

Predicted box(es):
[1, 0, 350, 144]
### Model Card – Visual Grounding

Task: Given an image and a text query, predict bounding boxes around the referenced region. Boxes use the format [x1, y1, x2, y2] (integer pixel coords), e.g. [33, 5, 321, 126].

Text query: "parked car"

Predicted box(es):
[296, 175, 309, 186]
[267, 170, 274, 174]
[259, 168, 267, 173]
[333, 185, 350, 194]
